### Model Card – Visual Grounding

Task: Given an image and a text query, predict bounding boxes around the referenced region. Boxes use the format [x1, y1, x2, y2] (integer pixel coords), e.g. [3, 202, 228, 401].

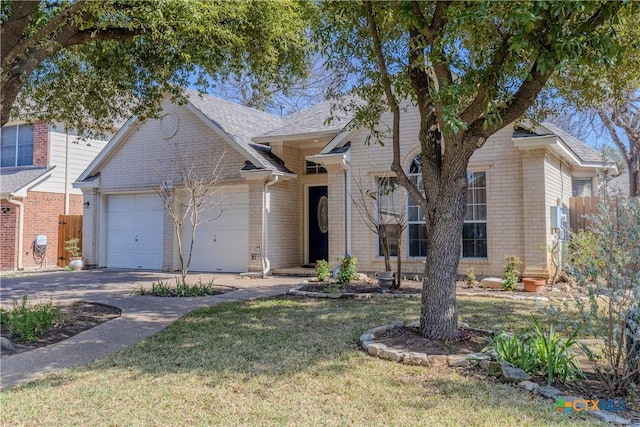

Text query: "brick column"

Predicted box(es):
[326, 164, 346, 267]
[32, 120, 50, 166]
[0, 200, 18, 270]
[520, 149, 551, 278]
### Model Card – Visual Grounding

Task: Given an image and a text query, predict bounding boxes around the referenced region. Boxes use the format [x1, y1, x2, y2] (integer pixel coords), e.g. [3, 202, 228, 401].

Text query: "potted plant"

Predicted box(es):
[522, 277, 546, 292]
[64, 238, 83, 270]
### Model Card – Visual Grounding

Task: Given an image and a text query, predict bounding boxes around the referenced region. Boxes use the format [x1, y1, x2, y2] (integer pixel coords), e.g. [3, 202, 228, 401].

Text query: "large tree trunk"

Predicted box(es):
[419, 147, 469, 340]
[629, 152, 639, 198]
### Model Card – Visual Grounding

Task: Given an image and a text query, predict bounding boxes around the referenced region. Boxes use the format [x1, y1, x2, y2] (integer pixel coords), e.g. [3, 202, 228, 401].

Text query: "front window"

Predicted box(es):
[306, 160, 326, 174]
[462, 172, 487, 258]
[1, 124, 34, 167]
[405, 155, 487, 259]
[408, 156, 427, 257]
[572, 178, 593, 197]
[377, 177, 401, 257]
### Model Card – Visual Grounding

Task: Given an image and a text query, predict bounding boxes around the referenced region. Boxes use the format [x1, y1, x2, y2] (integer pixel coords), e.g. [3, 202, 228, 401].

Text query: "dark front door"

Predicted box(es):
[308, 186, 328, 264]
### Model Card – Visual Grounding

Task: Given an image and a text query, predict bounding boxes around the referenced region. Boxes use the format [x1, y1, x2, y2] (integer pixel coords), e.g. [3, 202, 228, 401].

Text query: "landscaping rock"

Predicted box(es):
[448, 356, 470, 367]
[360, 333, 374, 342]
[480, 277, 504, 289]
[428, 355, 449, 367]
[360, 340, 374, 351]
[378, 347, 404, 362]
[591, 410, 630, 425]
[465, 352, 491, 361]
[536, 386, 561, 399]
[367, 343, 386, 357]
[518, 381, 539, 392]
[1, 337, 15, 352]
[500, 365, 531, 382]
[403, 352, 430, 366]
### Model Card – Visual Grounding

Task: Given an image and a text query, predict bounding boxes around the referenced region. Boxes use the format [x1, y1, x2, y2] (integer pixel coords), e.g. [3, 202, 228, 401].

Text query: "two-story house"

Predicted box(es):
[1, 120, 107, 271]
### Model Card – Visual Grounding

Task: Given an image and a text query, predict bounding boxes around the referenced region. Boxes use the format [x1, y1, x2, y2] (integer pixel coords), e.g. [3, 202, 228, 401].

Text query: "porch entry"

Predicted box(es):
[308, 185, 328, 265]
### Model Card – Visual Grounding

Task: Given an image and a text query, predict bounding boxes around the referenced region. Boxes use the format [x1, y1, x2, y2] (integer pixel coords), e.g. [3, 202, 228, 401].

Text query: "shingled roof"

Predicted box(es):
[514, 122, 603, 164]
[185, 90, 292, 173]
[0, 166, 54, 197]
[257, 100, 353, 140]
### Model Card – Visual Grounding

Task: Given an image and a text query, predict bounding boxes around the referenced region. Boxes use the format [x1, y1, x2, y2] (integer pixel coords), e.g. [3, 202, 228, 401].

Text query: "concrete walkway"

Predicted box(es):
[0, 269, 302, 389]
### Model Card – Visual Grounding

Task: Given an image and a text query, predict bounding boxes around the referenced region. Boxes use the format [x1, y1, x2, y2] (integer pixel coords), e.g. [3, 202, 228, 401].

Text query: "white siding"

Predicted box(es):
[32, 129, 107, 194]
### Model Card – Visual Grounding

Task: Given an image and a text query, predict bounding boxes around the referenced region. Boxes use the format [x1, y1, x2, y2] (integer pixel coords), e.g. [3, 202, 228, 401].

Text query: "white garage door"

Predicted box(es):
[182, 185, 248, 272]
[106, 194, 164, 269]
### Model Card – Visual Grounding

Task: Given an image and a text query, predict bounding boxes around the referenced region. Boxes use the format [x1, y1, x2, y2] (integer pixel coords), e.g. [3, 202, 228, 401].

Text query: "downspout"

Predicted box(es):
[7, 195, 25, 270]
[263, 175, 279, 276]
[64, 130, 70, 214]
[342, 158, 351, 254]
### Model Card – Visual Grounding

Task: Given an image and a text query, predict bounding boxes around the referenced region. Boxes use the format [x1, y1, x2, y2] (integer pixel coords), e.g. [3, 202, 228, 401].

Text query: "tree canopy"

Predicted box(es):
[1, 0, 312, 134]
[317, 1, 632, 339]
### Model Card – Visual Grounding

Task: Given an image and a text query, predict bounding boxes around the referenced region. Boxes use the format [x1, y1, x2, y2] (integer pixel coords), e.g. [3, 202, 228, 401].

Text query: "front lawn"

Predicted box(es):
[1, 296, 598, 426]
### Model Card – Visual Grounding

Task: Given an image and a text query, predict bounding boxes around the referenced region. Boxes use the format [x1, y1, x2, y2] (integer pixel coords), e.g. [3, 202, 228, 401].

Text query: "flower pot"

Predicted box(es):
[69, 258, 84, 271]
[376, 271, 395, 289]
[522, 277, 545, 293]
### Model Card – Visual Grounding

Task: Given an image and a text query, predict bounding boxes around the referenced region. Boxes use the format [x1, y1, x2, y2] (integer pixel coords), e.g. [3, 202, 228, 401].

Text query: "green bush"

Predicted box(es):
[135, 278, 218, 297]
[337, 254, 357, 285]
[502, 255, 522, 291]
[0, 296, 62, 343]
[484, 318, 583, 385]
[566, 230, 605, 282]
[315, 260, 331, 282]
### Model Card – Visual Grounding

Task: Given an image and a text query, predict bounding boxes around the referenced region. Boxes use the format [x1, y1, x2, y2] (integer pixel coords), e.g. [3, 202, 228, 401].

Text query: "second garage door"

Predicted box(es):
[182, 185, 249, 272]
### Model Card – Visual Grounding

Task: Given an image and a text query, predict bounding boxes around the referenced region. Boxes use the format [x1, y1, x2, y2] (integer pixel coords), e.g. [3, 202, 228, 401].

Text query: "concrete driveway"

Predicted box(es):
[0, 269, 303, 389]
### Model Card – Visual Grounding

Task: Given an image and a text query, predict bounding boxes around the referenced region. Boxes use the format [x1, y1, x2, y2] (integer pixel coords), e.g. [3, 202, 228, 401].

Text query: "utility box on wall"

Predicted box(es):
[550, 206, 563, 230]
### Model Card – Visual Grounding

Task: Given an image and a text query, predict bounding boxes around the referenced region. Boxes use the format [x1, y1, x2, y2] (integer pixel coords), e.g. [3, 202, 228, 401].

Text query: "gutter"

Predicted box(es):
[7, 195, 25, 270]
[263, 175, 279, 276]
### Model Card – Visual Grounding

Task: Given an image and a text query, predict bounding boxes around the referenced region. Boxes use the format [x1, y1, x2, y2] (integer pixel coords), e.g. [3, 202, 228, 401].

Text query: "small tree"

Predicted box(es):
[156, 148, 225, 284]
[351, 174, 406, 289]
[561, 174, 640, 396]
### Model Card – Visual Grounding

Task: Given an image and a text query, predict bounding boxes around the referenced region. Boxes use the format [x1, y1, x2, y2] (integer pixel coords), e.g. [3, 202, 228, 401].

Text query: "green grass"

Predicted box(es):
[1, 296, 599, 426]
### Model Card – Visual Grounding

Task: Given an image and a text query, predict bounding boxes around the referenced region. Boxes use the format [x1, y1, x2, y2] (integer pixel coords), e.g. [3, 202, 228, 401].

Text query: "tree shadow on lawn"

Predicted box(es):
[28, 295, 548, 382]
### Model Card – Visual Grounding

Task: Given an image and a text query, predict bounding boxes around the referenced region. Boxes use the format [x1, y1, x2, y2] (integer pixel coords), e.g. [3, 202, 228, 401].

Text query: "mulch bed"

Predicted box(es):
[375, 325, 491, 355]
[1, 301, 121, 357]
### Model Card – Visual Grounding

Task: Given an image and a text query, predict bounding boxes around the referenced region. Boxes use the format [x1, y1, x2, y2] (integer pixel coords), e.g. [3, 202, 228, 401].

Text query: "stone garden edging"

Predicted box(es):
[360, 321, 636, 426]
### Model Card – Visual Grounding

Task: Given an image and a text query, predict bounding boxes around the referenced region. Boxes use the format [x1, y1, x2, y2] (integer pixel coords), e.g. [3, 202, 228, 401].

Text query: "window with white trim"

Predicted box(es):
[376, 176, 401, 257]
[1, 124, 34, 167]
[406, 155, 487, 259]
[572, 177, 593, 197]
[305, 160, 327, 174]
[407, 156, 427, 257]
[462, 172, 487, 258]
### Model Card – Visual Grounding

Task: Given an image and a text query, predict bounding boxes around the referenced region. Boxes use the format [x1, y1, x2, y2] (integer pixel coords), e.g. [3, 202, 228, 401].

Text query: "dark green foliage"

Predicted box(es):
[135, 278, 219, 297]
[0, 296, 61, 343]
[337, 254, 357, 285]
[315, 260, 331, 282]
[484, 318, 583, 385]
[502, 255, 522, 291]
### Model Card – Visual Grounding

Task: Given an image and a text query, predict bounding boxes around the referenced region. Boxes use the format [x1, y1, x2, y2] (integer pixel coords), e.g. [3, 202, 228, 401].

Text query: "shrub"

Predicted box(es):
[566, 230, 605, 282]
[484, 318, 583, 385]
[502, 255, 522, 291]
[315, 260, 331, 282]
[466, 267, 479, 288]
[337, 254, 357, 285]
[546, 176, 640, 395]
[135, 278, 218, 297]
[0, 296, 62, 343]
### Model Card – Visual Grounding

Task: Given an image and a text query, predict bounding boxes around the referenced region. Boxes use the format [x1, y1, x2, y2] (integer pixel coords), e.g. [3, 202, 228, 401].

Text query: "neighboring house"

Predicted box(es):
[74, 90, 609, 278]
[1, 120, 107, 270]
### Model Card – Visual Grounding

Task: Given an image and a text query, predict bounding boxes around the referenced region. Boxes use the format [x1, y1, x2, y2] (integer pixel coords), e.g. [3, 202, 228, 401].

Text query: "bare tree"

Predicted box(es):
[351, 174, 406, 289]
[156, 148, 226, 283]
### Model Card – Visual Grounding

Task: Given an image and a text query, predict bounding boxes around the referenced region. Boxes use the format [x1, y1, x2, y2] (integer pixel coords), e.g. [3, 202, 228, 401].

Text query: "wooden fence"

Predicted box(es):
[57, 215, 82, 267]
[569, 196, 599, 232]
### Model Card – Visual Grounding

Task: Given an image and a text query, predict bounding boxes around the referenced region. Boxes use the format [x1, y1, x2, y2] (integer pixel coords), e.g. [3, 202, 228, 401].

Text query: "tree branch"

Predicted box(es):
[364, 1, 425, 207]
[0, 1, 40, 66]
[2, 1, 88, 72]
